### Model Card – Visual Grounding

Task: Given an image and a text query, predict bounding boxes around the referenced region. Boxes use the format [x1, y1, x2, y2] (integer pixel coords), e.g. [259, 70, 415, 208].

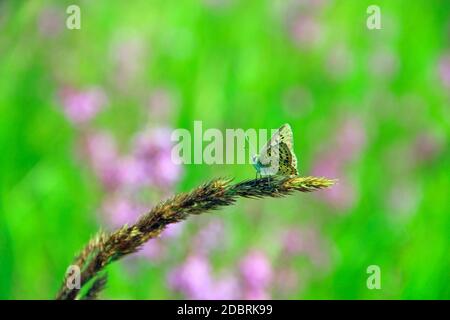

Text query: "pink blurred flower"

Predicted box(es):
[240, 250, 273, 290]
[37, 6, 63, 38]
[59, 87, 107, 124]
[318, 176, 355, 210]
[368, 47, 399, 79]
[281, 228, 329, 267]
[194, 220, 225, 253]
[281, 229, 304, 255]
[387, 183, 420, 218]
[326, 44, 354, 80]
[312, 117, 365, 210]
[138, 241, 165, 260]
[312, 153, 356, 210]
[312, 152, 341, 178]
[413, 133, 443, 164]
[117, 156, 151, 189]
[148, 88, 178, 120]
[132, 127, 183, 187]
[82, 131, 117, 166]
[274, 268, 299, 295]
[210, 275, 240, 300]
[168, 254, 213, 299]
[110, 35, 147, 89]
[134, 127, 173, 155]
[153, 152, 183, 186]
[102, 195, 141, 227]
[81, 131, 121, 189]
[438, 54, 450, 88]
[161, 222, 185, 239]
[290, 15, 322, 48]
[138, 223, 185, 260]
[243, 288, 270, 300]
[335, 117, 366, 161]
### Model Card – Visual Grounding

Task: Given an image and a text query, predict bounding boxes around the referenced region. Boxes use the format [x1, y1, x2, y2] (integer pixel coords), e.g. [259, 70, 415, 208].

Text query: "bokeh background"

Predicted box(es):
[0, 0, 449, 299]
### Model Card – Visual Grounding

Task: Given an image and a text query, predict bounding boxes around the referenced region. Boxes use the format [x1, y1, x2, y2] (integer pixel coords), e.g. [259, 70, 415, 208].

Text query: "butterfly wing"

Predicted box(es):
[278, 124, 295, 149]
[258, 124, 299, 176]
[277, 124, 298, 175]
[278, 141, 299, 176]
[258, 126, 283, 167]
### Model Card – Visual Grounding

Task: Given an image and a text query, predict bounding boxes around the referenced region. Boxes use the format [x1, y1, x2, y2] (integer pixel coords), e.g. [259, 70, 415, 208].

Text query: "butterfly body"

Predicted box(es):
[251, 124, 299, 177]
[252, 156, 270, 176]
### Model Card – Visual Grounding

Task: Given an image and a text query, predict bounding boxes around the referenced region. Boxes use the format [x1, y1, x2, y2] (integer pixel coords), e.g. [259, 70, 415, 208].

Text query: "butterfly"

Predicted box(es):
[251, 123, 299, 179]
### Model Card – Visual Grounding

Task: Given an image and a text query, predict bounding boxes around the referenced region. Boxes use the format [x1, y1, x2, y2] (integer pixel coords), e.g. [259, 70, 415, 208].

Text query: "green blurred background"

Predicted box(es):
[0, 0, 449, 299]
